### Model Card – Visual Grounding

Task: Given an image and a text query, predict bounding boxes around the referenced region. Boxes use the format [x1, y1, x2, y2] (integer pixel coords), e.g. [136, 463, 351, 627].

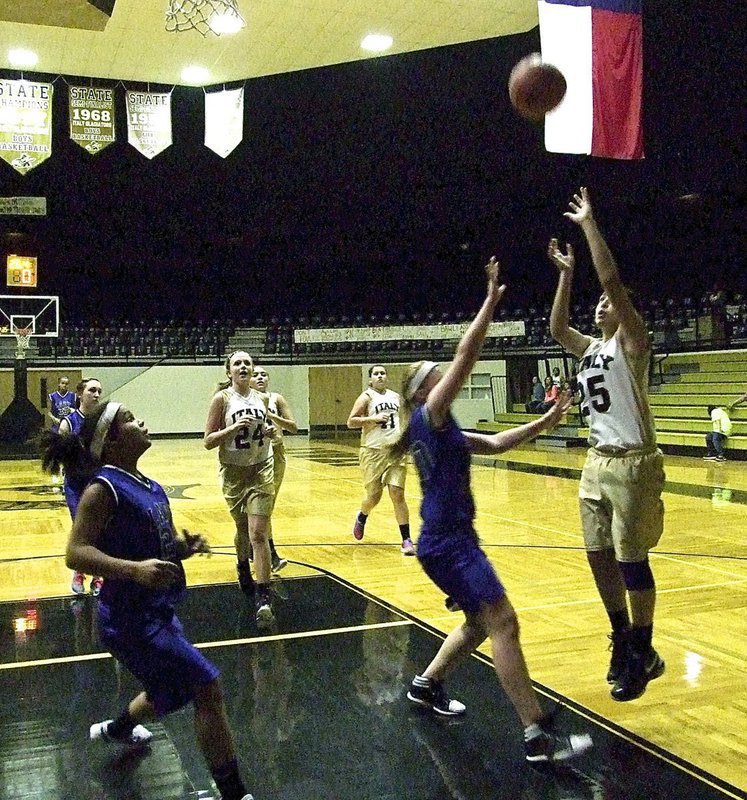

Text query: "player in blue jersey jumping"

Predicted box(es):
[389, 257, 592, 763]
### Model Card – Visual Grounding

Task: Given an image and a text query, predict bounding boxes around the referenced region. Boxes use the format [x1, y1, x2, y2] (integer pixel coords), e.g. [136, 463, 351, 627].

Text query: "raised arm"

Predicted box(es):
[566, 187, 648, 354]
[464, 391, 572, 454]
[548, 238, 594, 358]
[426, 257, 505, 428]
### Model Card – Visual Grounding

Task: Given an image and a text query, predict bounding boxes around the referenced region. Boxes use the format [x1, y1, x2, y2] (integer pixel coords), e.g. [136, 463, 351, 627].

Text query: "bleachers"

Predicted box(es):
[11, 291, 747, 370]
[652, 350, 747, 453]
[479, 350, 747, 456]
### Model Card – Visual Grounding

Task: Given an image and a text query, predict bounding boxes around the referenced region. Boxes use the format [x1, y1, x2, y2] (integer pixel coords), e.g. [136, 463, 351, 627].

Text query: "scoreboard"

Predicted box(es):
[6, 255, 37, 287]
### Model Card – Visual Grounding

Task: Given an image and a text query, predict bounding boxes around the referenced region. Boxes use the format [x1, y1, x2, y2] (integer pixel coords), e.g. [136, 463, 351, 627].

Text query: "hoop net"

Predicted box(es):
[13, 326, 32, 359]
[165, 0, 245, 36]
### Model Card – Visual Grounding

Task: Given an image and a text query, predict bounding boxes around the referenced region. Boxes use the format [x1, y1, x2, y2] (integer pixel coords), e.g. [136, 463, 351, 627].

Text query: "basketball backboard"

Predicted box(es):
[0, 295, 59, 337]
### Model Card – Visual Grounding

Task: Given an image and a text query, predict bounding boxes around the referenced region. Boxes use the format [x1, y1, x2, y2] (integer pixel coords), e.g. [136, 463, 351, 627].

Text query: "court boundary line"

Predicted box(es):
[0, 618, 413, 672]
[288, 560, 745, 800]
[0, 568, 742, 797]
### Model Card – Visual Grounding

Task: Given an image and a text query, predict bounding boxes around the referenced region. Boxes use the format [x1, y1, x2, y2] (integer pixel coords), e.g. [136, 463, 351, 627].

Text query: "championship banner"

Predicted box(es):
[0, 197, 46, 215]
[126, 90, 172, 159]
[69, 86, 116, 154]
[204, 87, 244, 158]
[0, 79, 53, 175]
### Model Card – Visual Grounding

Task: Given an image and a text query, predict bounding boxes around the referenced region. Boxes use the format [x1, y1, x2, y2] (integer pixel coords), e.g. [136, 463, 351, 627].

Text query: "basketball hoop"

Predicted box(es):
[13, 326, 32, 359]
[165, 0, 245, 36]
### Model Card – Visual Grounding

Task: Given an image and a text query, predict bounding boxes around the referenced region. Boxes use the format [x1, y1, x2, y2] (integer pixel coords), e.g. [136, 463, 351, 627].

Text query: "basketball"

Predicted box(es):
[508, 53, 567, 122]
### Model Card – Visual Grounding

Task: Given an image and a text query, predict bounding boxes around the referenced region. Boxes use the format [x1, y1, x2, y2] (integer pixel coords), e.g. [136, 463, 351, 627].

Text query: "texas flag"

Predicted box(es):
[538, 0, 644, 159]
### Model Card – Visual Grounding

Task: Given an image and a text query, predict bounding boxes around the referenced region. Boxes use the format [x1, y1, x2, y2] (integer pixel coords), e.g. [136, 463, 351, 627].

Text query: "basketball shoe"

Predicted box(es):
[407, 676, 466, 716]
[611, 647, 665, 701]
[400, 538, 416, 556]
[606, 630, 629, 684]
[90, 719, 153, 748]
[71, 572, 85, 595]
[352, 513, 365, 540]
[524, 714, 593, 763]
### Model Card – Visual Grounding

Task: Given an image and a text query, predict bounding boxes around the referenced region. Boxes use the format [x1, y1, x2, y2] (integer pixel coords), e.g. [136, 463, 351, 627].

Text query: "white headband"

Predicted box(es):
[405, 361, 438, 400]
[90, 402, 121, 460]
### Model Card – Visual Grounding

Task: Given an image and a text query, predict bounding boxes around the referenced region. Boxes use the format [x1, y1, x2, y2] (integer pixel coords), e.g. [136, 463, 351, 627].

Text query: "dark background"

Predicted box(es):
[1, 0, 744, 324]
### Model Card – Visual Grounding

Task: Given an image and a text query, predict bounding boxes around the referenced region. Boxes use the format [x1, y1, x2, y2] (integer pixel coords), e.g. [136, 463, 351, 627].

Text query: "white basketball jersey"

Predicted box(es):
[361, 388, 402, 448]
[219, 388, 273, 466]
[577, 333, 656, 451]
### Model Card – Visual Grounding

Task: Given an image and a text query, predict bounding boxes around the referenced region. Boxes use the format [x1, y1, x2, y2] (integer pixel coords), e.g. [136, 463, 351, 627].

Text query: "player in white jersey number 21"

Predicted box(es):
[347, 365, 414, 555]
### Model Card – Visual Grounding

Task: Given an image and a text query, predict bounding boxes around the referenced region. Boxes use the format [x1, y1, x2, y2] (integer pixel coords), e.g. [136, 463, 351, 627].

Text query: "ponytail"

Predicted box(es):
[39, 403, 110, 484]
[387, 361, 424, 460]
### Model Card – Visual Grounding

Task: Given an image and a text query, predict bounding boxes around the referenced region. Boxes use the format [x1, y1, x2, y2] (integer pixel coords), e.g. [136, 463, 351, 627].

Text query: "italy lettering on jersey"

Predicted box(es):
[361, 388, 401, 448]
[576, 333, 656, 451]
[93, 465, 186, 630]
[219, 388, 273, 466]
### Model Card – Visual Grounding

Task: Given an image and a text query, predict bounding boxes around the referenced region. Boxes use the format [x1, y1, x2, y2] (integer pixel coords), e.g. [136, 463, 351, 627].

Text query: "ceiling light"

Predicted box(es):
[181, 65, 210, 84]
[209, 11, 244, 35]
[361, 34, 393, 53]
[166, 1, 245, 36]
[8, 49, 38, 68]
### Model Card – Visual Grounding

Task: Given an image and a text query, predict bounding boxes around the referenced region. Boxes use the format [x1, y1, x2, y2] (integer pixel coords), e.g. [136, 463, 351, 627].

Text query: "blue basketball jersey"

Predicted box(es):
[93, 465, 186, 632]
[65, 408, 85, 435]
[409, 405, 475, 541]
[49, 390, 76, 431]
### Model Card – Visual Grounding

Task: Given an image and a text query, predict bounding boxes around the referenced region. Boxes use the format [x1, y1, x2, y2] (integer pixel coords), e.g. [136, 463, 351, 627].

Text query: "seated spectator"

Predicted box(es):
[525, 376, 545, 413]
[551, 366, 563, 387]
[704, 405, 732, 462]
[538, 376, 558, 414]
[729, 390, 747, 411]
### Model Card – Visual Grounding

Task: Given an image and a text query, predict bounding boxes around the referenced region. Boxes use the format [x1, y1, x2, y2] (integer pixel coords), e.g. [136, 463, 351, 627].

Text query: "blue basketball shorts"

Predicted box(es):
[100, 613, 220, 717]
[418, 533, 505, 614]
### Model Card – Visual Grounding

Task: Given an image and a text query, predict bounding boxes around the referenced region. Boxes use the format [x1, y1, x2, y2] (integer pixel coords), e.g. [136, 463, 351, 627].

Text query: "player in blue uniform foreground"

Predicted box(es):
[61, 401, 253, 800]
[389, 257, 593, 763]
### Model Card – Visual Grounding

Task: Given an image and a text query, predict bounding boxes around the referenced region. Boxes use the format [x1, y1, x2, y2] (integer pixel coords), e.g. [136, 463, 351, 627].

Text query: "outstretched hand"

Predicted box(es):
[564, 186, 594, 226]
[542, 390, 573, 430]
[179, 529, 211, 560]
[547, 238, 574, 272]
[485, 256, 507, 304]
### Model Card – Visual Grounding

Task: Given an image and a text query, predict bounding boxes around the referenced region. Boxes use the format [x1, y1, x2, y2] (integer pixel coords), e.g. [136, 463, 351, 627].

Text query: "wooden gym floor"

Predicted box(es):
[0, 436, 745, 798]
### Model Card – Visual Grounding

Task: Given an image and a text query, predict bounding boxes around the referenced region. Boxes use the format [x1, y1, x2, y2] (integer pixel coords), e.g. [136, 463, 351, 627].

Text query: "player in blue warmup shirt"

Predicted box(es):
[60, 401, 253, 800]
[48, 375, 77, 432]
[389, 257, 592, 764]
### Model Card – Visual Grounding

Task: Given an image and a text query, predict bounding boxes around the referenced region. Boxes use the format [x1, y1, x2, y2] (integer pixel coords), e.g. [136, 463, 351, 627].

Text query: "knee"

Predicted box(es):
[388, 485, 405, 503]
[483, 600, 520, 640]
[462, 616, 488, 647]
[367, 487, 383, 504]
[248, 517, 269, 541]
[193, 677, 224, 710]
[619, 558, 655, 591]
